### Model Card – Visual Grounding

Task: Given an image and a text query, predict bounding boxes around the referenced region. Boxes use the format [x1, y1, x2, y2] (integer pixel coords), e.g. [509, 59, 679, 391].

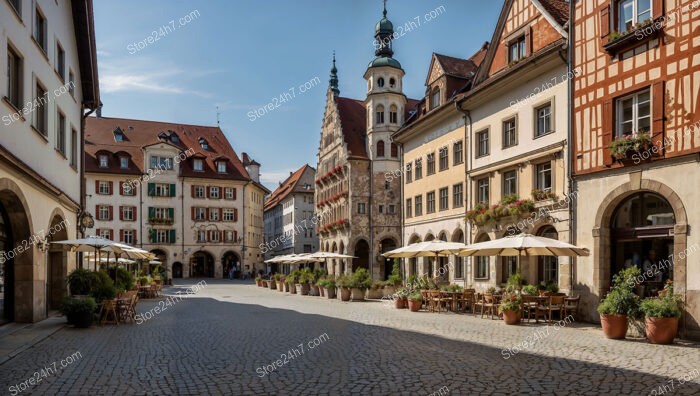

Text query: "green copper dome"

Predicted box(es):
[368, 56, 402, 69]
[375, 17, 393, 34]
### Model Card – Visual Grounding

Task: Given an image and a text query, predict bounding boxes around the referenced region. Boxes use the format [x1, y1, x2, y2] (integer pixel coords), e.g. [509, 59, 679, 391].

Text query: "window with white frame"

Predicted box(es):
[535, 103, 552, 137]
[194, 207, 205, 221]
[536, 162, 552, 192]
[193, 159, 204, 171]
[225, 231, 235, 242]
[207, 208, 218, 221]
[99, 229, 111, 239]
[156, 229, 171, 243]
[122, 206, 134, 221]
[477, 178, 489, 204]
[210, 186, 220, 199]
[210, 231, 220, 243]
[502, 170, 518, 196]
[375, 104, 385, 125]
[439, 147, 448, 171]
[99, 155, 108, 168]
[122, 182, 135, 196]
[98, 181, 110, 195]
[476, 130, 489, 157]
[150, 156, 173, 170]
[619, 0, 652, 32]
[616, 89, 651, 137]
[357, 202, 366, 214]
[217, 162, 227, 173]
[98, 205, 110, 220]
[223, 209, 236, 222]
[508, 36, 526, 63]
[197, 230, 206, 242]
[194, 185, 205, 198]
[155, 184, 170, 197]
[389, 104, 398, 124]
[123, 230, 135, 245]
[503, 118, 517, 147]
[225, 187, 235, 200]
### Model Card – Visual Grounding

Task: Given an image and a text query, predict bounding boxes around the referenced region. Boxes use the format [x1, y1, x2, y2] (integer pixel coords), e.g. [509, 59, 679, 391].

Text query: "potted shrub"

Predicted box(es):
[522, 284, 538, 295]
[498, 292, 523, 325]
[297, 268, 313, 295]
[366, 281, 384, 299]
[537, 283, 547, 296]
[309, 269, 325, 296]
[394, 288, 408, 309]
[597, 267, 641, 339]
[545, 282, 559, 294]
[287, 270, 300, 294]
[336, 275, 351, 301]
[274, 274, 284, 292]
[67, 268, 93, 295]
[384, 260, 403, 297]
[640, 281, 683, 344]
[267, 276, 277, 290]
[506, 272, 525, 292]
[61, 296, 97, 328]
[255, 276, 262, 287]
[320, 278, 336, 299]
[407, 290, 423, 312]
[349, 268, 372, 301]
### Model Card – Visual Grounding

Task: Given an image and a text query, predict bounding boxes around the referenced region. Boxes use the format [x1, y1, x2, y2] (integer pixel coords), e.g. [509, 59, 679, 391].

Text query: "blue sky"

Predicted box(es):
[93, 0, 502, 190]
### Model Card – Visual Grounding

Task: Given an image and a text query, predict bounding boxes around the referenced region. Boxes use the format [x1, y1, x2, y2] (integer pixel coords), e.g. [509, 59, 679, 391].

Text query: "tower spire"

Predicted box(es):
[383, 0, 387, 17]
[374, 1, 394, 58]
[328, 51, 339, 97]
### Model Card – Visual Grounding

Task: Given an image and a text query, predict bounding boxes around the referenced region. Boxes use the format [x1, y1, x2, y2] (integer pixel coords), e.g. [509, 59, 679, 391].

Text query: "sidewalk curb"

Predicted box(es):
[0, 318, 67, 366]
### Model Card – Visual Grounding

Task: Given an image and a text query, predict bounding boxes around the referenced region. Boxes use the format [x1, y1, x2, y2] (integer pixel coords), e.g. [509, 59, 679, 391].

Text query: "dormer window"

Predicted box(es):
[217, 161, 227, 173]
[430, 88, 441, 109]
[198, 137, 209, 150]
[508, 36, 527, 63]
[170, 134, 179, 143]
[99, 155, 108, 168]
[193, 158, 204, 172]
[119, 157, 129, 169]
[113, 127, 124, 142]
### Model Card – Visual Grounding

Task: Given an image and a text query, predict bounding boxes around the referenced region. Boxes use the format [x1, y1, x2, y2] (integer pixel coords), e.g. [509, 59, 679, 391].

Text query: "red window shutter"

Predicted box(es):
[120, 229, 124, 242]
[220, 231, 224, 243]
[234, 208, 238, 222]
[108, 206, 114, 221]
[207, 186, 211, 198]
[95, 180, 100, 194]
[652, 0, 663, 19]
[234, 231, 238, 241]
[119, 206, 124, 221]
[207, 230, 211, 241]
[132, 207, 137, 222]
[600, 5, 610, 38]
[95, 205, 99, 219]
[652, 81, 666, 155]
[191, 207, 196, 220]
[119, 182, 124, 195]
[191, 185, 195, 198]
[109, 230, 114, 240]
[206, 208, 210, 220]
[524, 28, 531, 57]
[602, 99, 614, 166]
[233, 188, 237, 200]
[109, 181, 114, 195]
[219, 208, 223, 221]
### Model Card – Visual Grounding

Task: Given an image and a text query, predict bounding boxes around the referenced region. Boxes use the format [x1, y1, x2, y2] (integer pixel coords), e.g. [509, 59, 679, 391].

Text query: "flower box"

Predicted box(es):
[603, 18, 663, 55]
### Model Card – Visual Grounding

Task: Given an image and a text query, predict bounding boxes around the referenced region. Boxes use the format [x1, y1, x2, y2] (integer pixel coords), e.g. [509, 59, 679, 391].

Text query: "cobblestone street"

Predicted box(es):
[1, 279, 699, 395]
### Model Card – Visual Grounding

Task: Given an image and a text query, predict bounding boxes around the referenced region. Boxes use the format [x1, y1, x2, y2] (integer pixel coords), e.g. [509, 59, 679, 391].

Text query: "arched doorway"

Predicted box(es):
[380, 238, 397, 280]
[222, 251, 240, 279]
[353, 239, 370, 272]
[610, 192, 675, 297]
[537, 226, 559, 286]
[47, 214, 68, 311]
[172, 262, 183, 278]
[452, 230, 464, 279]
[0, 204, 14, 323]
[190, 251, 215, 278]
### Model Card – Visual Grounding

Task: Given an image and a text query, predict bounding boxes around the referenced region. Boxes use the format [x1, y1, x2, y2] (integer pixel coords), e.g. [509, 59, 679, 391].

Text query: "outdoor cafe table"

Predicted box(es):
[138, 285, 151, 298]
[115, 297, 130, 322]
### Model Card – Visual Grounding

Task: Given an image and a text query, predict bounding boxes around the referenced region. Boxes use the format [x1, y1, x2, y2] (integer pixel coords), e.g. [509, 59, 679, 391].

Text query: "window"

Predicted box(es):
[619, 0, 652, 32]
[98, 181, 110, 195]
[503, 118, 517, 147]
[34, 82, 47, 135]
[226, 231, 236, 243]
[536, 162, 552, 192]
[223, 208, 237, 222]
[150, 156, 173, 170]
[154, 183, 172, 197]
[426, 191, 436, 213]
[502, 170, 518, 196]
[389, 104, 398, 124]
[56, 110, 66, 155]
[70, 128, 77, 168]
[197, 230, 206, 242]
[405, 163, 412, 183]
[502, 257, 518, 283]
[123, 230, 135, 245]
[377, 77, 384, 87]
[210, 231, 220, 243]
[114, 131, 124, 142]
[389, 78, 396, 87]
[68, 71, 75, 97]
[122, 206, 134, 221]
[98, 155, 108, 168]
[414, 195, 423, 216]
[7, 46, 22, 109]
[453, 183, 463, 208]
[476, 130, 490, 157]
[194, 186, 205, 198]
[376, 105, 385, 125]
[508, 36, 526, 63]
[199, 138, 209, 150]
[98, 205, 110, 221]
[122, 182, 134, 196]
[430, 88, 440, 109]
[217, 162, 227, 173]
[8, 0, 21, 16]
[377, 140, 385, 157]
[475, 256, 489, 279]
[406, 199, 412, 218]
[152, 207, 174, 221]
[34, 8, 47, 53]
[427, 153, 435, 175]
[99, 229, 111, 239]
[155, 229, 174, 244]
[119, 157, 129, 169]
[477, 178, 489, 204]
[193, 159, 204, 171]
[209, 208, 220, 221]
[194, 207, 206, 221]
[384, 181, 390, 190]
[56, 42, 66, 81]
[225, 187, 236, 200]
[439, 188, 449, 211]
[453, 141, 463, 165]
[439, 147, 448, 171]
[535, 104, 552, 137]
[616, 89, 651, 137]
[378, 205, 384, 214]
[391, 143, 398, 158]
[209, 186, 220, 199]
[414, 159, 423, 179]
[357, 203, 366, 214]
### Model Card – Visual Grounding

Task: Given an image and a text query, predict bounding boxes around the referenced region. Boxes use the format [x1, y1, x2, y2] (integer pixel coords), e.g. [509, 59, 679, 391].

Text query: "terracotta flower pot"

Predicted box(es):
[600, 314, 628, 339]
[645, 317, 678, 344]
[262, 280, 268, 288]
[395, 297, 406, 309]
[256, 281, 262, 287]
[309, 285, 320, 296]
[324, 287, 336, 299]
[289, 283, 296, 294]
[408, 299, 422, 312]
[296, 283, 309, 295]
[350, 288, 365, 301]
[502, 309, 521, 325]
[340, 287, 351, 301]
[383, 286, 396, 298]
[268, 280, 277, 290]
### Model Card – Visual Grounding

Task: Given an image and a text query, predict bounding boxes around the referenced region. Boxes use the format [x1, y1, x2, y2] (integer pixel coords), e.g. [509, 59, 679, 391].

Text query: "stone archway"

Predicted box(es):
[222, 251, 241, 279]
[0, 179, 34, 323]
[47, 212, 69, 311]
[352, 239, 370, 272]
[172, 262, 183, 278]
[190, 251, 215, 278]
[150, 249, 168, 277]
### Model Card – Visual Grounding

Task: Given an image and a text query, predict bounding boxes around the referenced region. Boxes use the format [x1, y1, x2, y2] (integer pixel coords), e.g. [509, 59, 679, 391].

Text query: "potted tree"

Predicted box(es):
[394, 288, 408, 309]
[67, 268, 93, 296]
[522, 284, 538, 295]
[309, 269, 325, 296]
[407, 290, 423, 312]
[366, 281, 384, 299]
[274, 274, 284, 292]
[384, 260, 403, 297]
[597, 267, 641, 339]
[286, 270, 299, 294]
[349, 268, 372, 301]
[498, 292, 522, 325]
[255, 276, 262, 287]
[336, 275, 351, 301]
[506, 272, 525, 293]
[319, 278, 336, 299]
[640, 281, 683, 344]
[61, 296, 97, 328]
[297, 268, 313, 295]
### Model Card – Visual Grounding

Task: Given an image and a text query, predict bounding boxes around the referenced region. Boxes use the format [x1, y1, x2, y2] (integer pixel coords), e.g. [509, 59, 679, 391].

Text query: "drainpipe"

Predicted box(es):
[567, 0, 577, 296]
[179, 178, 185, 284]
[78, 105, 96, 269]
[242, 181, 248, 272]
[455, 101, 472, 289]
[368, 160, 373, 279]
[397, 141, 405, 281]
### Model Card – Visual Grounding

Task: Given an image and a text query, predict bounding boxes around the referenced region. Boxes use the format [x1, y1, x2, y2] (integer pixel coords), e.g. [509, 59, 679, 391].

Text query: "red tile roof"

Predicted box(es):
[335, 97, 368, 159]
[434, 53, 478, 79]
[85, 116, 251, 181]
[263, 164, 315, 211]
[538, 0, 570, 27]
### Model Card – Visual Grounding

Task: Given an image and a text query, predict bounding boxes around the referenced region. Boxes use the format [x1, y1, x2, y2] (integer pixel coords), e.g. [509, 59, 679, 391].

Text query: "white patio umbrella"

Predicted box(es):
[52, 236, 126, 270]
[457, 234, 590, 257]
[382, 240, 470, 258]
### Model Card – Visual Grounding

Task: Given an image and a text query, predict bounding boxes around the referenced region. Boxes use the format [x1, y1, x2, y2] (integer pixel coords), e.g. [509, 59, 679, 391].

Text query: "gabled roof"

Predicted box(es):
[335, 97, 368, 159]
[536, 0, 570, 27]
[433, 53, 478, 80]
[263, 164, 315, 212]
[85, 116, 251, 181]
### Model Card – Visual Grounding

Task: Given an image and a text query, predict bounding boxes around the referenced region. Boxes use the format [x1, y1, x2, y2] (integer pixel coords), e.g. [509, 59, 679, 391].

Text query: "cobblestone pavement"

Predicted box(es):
[1, 279, 699, 395]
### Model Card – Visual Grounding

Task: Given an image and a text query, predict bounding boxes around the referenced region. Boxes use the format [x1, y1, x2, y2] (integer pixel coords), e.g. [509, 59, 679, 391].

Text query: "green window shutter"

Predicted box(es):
[168, 208, 174, 219]
[147, 183, 156, 196]
[149, 229, 156, 243]
[169, 184, 176, 197]
[169, 230, 176, 244]
[148, 207, 155, 219]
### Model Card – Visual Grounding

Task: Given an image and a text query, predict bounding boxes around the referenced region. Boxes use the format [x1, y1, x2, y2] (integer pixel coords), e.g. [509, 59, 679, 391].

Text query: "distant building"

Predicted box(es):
[263, 164, 317, 272]
[315, 4, 419, 279]
[0, 0, 99, 323]
[84, 116, 268, 279]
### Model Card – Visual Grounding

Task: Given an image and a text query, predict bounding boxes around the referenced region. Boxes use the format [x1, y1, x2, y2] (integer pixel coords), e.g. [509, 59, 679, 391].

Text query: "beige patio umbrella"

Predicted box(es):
[382, 240, 470, 258]
[52, 236, 126, 270]
[457, 234, 590, 257]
